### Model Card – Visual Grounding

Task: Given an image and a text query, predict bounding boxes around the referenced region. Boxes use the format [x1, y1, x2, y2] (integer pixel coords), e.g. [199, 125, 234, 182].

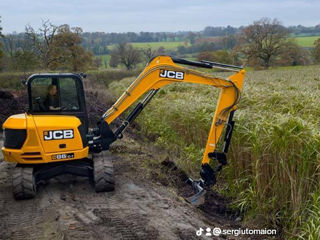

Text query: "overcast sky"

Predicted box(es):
[1, 0, 319, 33]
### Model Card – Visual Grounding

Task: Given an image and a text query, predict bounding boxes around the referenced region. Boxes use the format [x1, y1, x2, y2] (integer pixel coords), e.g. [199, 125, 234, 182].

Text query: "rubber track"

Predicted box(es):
[94, 151, 115, 192]
[12, 167, 36, 200]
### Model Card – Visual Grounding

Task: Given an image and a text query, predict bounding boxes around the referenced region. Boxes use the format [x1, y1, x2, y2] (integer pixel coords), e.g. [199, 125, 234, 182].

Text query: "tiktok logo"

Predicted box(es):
[196, 228, 204, 236]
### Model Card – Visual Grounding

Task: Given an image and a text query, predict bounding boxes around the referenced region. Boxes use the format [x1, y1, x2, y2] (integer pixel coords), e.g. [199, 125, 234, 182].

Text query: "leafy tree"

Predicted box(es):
[111, 42, 141, 70]
[239, 18, 289, 68]
[50, 24, 93, 71]
[14, 50, 38, 72]
[197, 50, 233, 64]
[186, 32, 197, 44]
[313, 38, 320, 63]
[177, 45, 187, 54]
[109, 52, 119, 68]
[278, 41, 310, 66]
[221, 35, 237, 49]
[1, 32, 37, 71]
[93, 57, 102, 69]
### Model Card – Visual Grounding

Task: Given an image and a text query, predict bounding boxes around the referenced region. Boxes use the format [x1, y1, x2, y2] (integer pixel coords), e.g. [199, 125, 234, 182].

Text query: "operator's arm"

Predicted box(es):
[46, 96, 61, 111]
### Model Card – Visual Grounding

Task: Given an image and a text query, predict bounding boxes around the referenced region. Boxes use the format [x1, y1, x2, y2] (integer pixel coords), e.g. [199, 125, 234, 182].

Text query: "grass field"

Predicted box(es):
[109, 65, 320, 239]
[131, 41, 187, 50]
[95, 41, 187, 68]
[293, 35, 320, 47]
[115, 41, 187, 50]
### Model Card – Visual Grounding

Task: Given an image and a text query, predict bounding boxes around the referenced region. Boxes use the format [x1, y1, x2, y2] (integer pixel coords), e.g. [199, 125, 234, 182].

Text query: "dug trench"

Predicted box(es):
[0, 88, 269, 240]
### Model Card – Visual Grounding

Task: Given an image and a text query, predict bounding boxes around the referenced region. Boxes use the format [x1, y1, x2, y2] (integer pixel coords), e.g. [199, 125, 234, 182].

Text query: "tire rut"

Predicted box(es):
[0, 133, 254, 240]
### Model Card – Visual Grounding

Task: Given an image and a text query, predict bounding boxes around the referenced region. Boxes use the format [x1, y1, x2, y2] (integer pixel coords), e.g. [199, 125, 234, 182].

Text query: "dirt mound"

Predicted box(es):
[159, 158, 241, 223]
[0, 90, 27, 129]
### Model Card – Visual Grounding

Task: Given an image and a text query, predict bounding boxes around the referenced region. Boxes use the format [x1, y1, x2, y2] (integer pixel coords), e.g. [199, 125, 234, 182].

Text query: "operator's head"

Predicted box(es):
[48, 85, 57, 96]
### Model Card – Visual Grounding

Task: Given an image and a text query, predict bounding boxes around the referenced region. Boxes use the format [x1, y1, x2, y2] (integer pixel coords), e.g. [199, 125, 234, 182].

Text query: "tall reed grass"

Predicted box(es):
[109, 65, 320, 239]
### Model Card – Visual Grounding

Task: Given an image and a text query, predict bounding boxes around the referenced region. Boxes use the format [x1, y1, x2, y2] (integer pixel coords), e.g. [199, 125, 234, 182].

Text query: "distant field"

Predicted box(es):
[94, 54, 110, 68]
[109, 41, 186, 50]
[132, 41, 187, 50]
[293, 35, 320, 47]
[96, 41, 187, 69]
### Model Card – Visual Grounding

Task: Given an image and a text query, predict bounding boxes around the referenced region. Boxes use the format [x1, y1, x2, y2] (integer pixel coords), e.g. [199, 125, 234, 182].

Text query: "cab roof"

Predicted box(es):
[24, 73, 86, 85]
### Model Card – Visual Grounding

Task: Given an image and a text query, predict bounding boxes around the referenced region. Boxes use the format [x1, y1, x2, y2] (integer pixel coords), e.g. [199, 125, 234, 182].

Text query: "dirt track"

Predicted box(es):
[0, 131, 261, 240]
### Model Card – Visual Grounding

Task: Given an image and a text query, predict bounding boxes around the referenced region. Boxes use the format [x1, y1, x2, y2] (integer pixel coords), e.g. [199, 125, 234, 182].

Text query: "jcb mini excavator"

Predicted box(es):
[1, 56, 245, 204]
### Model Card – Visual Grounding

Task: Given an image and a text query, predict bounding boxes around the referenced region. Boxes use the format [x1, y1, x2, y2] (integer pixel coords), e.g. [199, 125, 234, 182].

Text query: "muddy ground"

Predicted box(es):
[0, 129, 272, 240]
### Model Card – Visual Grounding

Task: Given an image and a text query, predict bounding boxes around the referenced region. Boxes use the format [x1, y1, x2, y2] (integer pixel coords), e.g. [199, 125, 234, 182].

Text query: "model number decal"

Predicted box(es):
[51, 153, 74, 160]
[159, 70, 184, 80]
[44, 129, 74, 141]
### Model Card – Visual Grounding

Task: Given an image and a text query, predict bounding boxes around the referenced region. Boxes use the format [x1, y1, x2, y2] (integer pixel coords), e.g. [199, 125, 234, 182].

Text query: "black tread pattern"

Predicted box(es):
[93, 151, 115, 192]
[12, 166, 36, 200]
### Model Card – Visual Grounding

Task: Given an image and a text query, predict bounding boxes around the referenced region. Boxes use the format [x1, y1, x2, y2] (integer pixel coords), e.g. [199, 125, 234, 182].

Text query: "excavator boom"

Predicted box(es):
[89, 56, 246, 204]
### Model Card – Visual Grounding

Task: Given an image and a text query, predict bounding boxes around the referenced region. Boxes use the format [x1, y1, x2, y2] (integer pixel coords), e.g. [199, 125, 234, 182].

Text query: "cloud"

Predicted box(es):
[1, 0, 319, 33]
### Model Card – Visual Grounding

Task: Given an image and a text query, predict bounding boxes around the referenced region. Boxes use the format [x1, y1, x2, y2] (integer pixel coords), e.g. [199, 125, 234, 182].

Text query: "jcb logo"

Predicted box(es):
[44, 129, 74, 141]
[159, 70, 184, 80]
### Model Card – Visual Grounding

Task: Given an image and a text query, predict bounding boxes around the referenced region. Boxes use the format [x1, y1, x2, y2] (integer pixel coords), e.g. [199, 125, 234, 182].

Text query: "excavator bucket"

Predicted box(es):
[185, 178, 207, 206]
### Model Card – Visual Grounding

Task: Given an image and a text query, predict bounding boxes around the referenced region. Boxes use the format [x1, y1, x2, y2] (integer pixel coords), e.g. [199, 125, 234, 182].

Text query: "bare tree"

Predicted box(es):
[25, 20, 58, 68]
[142, 46, 157, 62]
[3, 34, 17, 58]
[239, 18, 289, 68]
[157, 46, 166, 55]
[112, 42, 141, 70]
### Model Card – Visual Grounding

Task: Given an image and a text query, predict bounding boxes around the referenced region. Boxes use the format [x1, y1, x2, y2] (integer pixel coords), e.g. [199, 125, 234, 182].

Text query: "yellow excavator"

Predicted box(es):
[1, 56, 245, 204]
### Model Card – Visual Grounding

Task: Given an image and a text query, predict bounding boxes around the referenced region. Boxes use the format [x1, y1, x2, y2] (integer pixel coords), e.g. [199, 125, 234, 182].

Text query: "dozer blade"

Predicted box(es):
[185, 178, 206, 206]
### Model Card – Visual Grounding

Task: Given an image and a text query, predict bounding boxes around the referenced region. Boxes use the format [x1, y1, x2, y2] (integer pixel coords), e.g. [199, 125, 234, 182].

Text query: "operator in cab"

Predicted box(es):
[44, 85, 61, 111]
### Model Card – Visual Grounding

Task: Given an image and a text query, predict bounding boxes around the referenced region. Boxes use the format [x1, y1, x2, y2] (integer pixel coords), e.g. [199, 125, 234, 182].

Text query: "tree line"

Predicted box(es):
[1, 17, 320, 72]
[0, 20, 93, 72]
[2, 22, 320, 55]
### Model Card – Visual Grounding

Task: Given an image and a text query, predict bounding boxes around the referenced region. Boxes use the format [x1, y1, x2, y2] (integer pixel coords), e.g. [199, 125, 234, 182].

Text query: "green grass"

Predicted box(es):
[109, 65, 320, 239]
[108, 41, 187, 51]
[95, 41, 187, 69]
[131, 41, 187, 50]
[293, 36, 320, 47]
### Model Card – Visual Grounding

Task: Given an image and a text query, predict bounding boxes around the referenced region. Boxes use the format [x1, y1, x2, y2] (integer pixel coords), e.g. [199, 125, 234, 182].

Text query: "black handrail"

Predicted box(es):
[201, 60, 243, 70]
[171, 57, 243, 70]
[171, 57, 213, 69]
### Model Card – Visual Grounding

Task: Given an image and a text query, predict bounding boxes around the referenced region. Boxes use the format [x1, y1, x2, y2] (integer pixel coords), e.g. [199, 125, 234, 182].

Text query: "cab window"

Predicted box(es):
[60, 78, 80, 111]
[30, 77, 81, 112]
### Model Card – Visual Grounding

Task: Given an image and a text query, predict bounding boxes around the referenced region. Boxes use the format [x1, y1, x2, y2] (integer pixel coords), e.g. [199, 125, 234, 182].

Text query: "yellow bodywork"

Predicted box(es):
[2, 113, 88, 164]
[103, 56, 245, 165]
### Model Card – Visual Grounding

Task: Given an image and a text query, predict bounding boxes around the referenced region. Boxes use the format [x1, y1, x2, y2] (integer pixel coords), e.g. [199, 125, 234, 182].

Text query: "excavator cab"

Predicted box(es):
[2, 56, 246, 203]
[27, 73, 88, 131]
